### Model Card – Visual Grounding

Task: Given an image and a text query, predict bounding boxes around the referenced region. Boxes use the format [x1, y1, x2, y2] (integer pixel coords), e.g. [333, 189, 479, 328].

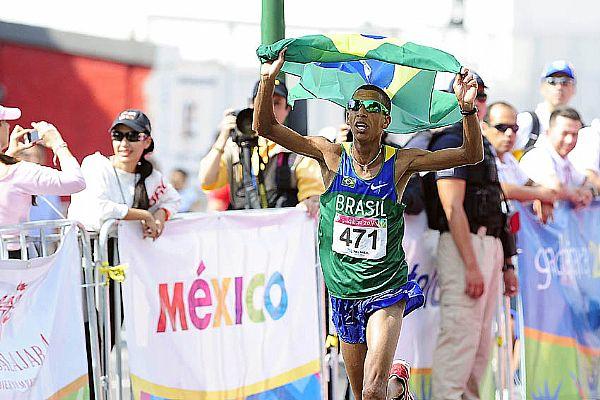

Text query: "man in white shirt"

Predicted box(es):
[520, 107, 593, 209]
[482, 102, 556, 222]
[569, 119, 600, 192]
[515, 60, 576, 152]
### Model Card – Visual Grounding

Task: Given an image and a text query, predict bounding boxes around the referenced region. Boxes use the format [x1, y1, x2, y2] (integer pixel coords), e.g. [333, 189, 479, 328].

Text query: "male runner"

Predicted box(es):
[253, 50, 483, 400]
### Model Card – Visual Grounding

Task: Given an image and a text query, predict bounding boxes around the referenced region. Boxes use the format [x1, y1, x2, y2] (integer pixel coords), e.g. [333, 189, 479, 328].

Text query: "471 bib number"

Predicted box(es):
[332, 213, 387, 259]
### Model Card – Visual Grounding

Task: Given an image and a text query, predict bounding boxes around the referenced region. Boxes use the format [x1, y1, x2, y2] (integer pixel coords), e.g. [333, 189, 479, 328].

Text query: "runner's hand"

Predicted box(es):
[465, 263, 484, 298]
[260, 48, 286, 82]
[453, 67, 477, 112]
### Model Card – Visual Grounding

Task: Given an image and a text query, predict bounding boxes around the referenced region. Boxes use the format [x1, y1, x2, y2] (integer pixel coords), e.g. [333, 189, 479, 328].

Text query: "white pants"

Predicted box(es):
[431, 231, 503, 400]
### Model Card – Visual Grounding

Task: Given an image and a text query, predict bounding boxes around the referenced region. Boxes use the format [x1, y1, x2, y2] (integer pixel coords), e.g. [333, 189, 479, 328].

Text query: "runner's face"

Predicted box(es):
[346, 89, 391, 143]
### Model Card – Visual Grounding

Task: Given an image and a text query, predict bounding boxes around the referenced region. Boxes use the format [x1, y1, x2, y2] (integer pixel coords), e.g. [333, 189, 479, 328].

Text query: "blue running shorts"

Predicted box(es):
[330, 281, 424, 344]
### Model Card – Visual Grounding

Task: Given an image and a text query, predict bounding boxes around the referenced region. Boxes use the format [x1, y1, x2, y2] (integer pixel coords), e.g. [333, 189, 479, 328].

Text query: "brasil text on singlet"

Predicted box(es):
[318, 143, 408, 299]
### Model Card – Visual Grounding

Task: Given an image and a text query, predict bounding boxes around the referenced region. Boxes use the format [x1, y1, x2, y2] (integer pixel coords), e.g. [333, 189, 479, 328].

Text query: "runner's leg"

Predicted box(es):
[340, 341, 368, 400]
[363, 300, 406, 400]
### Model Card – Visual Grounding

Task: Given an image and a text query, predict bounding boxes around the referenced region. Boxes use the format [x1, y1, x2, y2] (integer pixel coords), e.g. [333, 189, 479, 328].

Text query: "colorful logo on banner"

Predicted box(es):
[516, 201, 600, 399]
[157, 261, 288, 332]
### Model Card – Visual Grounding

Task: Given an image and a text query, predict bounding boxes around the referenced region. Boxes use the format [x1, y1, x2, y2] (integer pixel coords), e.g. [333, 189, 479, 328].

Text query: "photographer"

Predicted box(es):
[199, 81, 324, 215]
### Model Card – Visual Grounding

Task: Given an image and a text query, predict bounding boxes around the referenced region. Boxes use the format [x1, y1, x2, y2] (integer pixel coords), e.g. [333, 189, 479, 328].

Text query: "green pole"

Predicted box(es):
[261, 0, 285, 45]
[260, 0, 308, 135]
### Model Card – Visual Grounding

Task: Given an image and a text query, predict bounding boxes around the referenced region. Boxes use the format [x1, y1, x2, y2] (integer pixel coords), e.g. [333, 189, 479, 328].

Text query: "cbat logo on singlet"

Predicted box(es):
[341, 176, 356, 188]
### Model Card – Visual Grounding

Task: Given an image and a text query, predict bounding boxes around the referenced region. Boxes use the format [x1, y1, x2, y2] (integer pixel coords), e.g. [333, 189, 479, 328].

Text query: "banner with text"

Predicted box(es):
[517, 201, 600, 399]
[0, 225, 89, 399]
[394, 213, 440, 399]
[118, 209, 322, 400]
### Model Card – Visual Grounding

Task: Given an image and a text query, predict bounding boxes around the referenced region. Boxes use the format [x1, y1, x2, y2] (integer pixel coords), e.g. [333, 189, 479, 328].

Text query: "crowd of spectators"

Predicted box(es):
[0, 56, 598, 400]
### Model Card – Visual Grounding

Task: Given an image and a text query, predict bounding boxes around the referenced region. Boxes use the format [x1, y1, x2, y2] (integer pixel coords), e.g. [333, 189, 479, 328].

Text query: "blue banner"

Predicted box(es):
[516, 200, 600, 399]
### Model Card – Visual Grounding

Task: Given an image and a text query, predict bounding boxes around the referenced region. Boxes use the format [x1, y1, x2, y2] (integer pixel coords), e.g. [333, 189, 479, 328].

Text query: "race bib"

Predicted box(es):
[332, 213, 387, 259]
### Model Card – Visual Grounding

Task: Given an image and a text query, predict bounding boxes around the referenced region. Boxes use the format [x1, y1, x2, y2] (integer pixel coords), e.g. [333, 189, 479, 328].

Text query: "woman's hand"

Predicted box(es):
[5, 125, 36, 157]
[141, 210, 160, 240]
[33, 121, 65, 151]
[152, 209, 169, 238]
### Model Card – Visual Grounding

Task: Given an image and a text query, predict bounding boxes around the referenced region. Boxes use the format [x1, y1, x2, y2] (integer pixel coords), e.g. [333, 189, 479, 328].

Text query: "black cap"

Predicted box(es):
[252, 79, 288, 100]
[447, 71, 487, 93]
[111, 109, 152, 134]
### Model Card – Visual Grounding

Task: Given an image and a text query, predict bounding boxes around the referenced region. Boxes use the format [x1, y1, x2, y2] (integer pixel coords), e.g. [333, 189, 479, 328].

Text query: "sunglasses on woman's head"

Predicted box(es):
[110, 130, 148, 142]
[347, 99, 390, 115]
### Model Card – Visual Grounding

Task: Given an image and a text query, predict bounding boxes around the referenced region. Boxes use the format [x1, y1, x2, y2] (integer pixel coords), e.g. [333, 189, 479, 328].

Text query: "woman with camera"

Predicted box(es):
[0, 105, 86, 258]
[68, 109, 180, 238]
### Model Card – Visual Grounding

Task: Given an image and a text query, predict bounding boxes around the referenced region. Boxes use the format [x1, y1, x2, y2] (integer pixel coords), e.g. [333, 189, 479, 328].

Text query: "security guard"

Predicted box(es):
[423, 73, 519, 400]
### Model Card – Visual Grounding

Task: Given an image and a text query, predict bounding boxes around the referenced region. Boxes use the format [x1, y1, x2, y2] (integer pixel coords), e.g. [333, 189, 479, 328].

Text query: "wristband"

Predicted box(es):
[52, 142, 68, 152]
[502, 264, 515, 272]
[160, 208, 171, 221]
[461, 107, 478, 116]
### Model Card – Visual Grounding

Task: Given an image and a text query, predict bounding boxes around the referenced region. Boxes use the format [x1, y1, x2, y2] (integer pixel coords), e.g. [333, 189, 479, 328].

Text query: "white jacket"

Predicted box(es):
[68, 152, 180, 231]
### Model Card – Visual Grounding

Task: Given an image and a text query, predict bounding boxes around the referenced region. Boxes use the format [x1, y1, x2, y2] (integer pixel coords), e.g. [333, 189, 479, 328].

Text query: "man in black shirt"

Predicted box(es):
[424, 75, 519, 400]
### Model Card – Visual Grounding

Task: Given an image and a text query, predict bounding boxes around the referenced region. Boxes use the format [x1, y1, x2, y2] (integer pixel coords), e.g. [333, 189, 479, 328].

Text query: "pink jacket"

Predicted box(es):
[0, 160, 86, 226]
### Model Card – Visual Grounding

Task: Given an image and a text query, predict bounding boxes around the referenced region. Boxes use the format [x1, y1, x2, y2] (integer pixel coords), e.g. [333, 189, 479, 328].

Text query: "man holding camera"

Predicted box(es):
[199, 80, 324, 214]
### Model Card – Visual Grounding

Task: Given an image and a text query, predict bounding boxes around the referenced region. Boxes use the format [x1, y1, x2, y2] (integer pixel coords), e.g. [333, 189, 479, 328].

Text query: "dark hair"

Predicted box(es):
[549, 106, 582, 127]
[132, 139, 154, 210]
[0, 153, 19, 165]
[484, 101, 517, 123]
[354, 84, 392, 112]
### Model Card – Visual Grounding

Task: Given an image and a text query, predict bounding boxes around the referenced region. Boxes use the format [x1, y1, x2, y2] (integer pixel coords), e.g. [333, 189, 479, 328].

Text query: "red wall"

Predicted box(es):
[0, 42, 151, 162]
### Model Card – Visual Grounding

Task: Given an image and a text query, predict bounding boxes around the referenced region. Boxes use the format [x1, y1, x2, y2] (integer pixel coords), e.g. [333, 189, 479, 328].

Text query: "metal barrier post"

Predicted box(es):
[79, 226, 106, 400]
[0, 220, 105, 399]
[98, 219, 123, 400]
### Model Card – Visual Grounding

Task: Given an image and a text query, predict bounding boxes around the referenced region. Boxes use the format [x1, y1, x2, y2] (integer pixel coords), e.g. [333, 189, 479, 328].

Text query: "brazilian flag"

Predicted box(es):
[257, 34, 462, 134]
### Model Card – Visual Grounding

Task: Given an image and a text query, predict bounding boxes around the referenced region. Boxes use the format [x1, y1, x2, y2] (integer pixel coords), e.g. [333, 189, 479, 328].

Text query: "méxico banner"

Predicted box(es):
[118, 209, 322, 400]
[517, 201, 600, 399]
[0, 225, 89, 399]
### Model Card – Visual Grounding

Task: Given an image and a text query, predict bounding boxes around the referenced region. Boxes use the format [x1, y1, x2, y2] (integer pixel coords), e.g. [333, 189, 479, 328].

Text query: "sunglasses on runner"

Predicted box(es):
[545, 77, 574, 86]
[347, 99, 390, 115]
[494, 123, 519, 133]
[110, 130, 148, 142]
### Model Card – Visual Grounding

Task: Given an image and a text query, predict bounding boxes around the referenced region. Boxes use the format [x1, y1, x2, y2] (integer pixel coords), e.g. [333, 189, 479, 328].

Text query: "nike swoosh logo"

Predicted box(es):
[370, 183, 388, 191]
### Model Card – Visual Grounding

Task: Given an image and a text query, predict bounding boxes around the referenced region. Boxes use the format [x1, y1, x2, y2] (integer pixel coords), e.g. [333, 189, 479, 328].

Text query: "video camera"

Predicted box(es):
[229, 108, 258, 148]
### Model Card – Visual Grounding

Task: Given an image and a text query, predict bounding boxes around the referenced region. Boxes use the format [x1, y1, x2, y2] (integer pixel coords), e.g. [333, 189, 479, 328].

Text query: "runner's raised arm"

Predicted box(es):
[253, 50, 338, 163]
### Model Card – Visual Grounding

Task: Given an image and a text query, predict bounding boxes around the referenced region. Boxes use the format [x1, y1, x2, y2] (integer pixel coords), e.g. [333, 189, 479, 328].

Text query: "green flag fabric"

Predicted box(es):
[256, 33, 463, 134]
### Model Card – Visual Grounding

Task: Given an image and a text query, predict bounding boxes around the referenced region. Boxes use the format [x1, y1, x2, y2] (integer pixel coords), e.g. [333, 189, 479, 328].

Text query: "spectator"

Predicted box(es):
[520, 107, 594, 209]
[0, 106, 85, 258]
[423, 73, 519, 400]
[515, 60, 576, 152]
[569, 119, 600, 192]
[482, 102, 557, 222]
[199, 81, 324, 216]
[68, 109, 180, 237]
[169, 168, 200, 212]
